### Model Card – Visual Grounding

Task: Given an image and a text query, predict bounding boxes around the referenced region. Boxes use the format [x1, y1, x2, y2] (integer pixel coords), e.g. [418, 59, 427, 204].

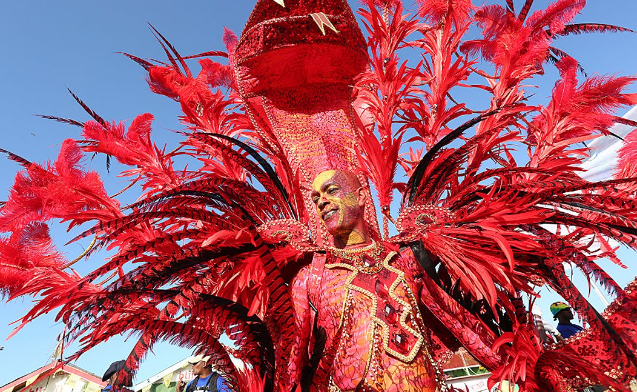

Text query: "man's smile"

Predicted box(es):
[323, 208, 338, 221]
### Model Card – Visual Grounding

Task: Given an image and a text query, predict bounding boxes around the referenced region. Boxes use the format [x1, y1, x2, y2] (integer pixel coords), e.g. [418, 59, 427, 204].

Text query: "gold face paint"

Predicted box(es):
[311, 170, 368, 247]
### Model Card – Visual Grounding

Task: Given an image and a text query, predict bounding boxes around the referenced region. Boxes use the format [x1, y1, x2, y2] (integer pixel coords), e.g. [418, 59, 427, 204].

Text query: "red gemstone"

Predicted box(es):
[375, 279, 388, 296]
[362, 254, 376, 267]
[384, 303, 398, 324]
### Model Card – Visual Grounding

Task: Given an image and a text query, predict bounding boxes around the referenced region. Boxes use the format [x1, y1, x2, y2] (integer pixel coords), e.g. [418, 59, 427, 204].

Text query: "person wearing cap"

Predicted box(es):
[101, 360, 131, 392]
[176, 355, 230, 392]
[549, 304, 609, 391]
[550, 301, 584, 339]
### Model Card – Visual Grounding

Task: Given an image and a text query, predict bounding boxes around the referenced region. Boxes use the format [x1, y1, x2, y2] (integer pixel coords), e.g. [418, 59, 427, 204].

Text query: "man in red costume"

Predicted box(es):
[291, 170, 441, 392]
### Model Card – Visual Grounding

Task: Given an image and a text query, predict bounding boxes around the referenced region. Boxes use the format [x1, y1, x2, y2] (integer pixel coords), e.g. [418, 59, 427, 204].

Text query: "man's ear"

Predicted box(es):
[356, 186, 367, 207]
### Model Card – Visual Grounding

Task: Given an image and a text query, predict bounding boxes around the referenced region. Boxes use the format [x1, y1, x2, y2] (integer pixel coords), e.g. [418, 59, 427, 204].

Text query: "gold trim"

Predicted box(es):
[325, 251, 425, 363]
[327, 240, 384, 274]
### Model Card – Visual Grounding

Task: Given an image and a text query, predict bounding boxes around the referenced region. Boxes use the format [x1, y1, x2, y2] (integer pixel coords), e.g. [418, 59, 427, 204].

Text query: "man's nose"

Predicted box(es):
[318, 196, 329, 210]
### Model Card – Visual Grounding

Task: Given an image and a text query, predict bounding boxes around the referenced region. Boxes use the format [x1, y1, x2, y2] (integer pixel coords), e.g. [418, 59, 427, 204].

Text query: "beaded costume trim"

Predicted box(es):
[325, 251, 426, 363]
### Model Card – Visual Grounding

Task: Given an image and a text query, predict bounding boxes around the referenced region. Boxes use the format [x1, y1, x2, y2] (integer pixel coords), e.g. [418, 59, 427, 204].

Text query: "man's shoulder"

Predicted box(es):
[296, 253, 327, 278]
[556, 322, 584, 338]
[557, 322, 582, 328]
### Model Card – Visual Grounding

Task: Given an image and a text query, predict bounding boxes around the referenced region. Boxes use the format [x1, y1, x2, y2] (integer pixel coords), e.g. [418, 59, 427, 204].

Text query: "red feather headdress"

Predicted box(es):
[2, 0, 637, 391]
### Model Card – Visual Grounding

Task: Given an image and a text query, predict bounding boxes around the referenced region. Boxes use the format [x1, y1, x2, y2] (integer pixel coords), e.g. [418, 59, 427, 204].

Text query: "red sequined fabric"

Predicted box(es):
[540, 278, 637, 389]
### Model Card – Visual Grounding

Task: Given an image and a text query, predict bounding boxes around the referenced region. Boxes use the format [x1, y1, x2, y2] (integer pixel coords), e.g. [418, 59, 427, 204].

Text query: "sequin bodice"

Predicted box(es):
[291, 246, 441, 392]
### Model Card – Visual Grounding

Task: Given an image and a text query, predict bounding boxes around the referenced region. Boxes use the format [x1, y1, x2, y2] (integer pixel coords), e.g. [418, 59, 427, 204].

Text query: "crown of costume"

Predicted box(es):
[234, 0, 379, 243]
[235, 0, 366, 181]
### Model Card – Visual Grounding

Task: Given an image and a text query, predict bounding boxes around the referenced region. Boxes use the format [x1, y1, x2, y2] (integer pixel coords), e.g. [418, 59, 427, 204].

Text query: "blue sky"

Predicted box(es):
[1, 0, 637, 387]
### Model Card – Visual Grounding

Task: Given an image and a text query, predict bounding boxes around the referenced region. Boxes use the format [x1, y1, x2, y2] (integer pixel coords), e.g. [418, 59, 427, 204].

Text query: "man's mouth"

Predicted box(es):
[323, 209, 337, 221]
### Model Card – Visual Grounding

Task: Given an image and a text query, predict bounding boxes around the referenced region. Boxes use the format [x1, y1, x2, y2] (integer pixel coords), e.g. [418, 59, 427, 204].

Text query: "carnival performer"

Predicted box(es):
[2, 0, 637, 391]
[291, 169, 440, 391]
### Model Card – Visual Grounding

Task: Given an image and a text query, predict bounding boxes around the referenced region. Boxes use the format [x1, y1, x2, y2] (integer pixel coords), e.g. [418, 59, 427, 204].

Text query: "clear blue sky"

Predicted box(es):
[1, 0, 637, 387]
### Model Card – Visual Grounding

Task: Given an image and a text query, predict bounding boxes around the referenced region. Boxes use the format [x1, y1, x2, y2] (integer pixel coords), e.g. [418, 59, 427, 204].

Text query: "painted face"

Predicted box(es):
[311, 170, 365, 237]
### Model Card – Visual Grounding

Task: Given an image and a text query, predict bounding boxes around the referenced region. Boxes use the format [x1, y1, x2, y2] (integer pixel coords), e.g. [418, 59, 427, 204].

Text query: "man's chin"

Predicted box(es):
[322, 216, 341, 232]
[324, 226, 340, 236]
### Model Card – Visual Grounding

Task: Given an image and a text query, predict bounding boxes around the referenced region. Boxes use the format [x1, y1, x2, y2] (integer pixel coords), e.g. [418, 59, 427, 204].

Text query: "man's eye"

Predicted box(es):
[312, 197, 319, 204]
[327, 187, 338, 194]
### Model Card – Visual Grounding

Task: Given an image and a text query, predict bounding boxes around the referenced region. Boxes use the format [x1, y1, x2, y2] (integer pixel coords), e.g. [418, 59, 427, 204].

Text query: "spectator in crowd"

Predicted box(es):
[549, 303, 609, 391]
[177, 355, 230, 392]
[550, 301, 584, 339]
[102, 360, 131, 392]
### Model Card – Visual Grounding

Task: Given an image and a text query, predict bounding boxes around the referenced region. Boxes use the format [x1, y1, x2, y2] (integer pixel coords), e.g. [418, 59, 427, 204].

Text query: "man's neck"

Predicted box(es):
[199, 370, 213, 379]
[333, 228, 370, 249]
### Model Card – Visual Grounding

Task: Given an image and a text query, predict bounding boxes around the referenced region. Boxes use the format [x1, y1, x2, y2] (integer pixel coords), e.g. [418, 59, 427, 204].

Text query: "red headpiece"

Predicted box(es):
[234, 0, 380, 243]
[234, 0, 367, 182]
